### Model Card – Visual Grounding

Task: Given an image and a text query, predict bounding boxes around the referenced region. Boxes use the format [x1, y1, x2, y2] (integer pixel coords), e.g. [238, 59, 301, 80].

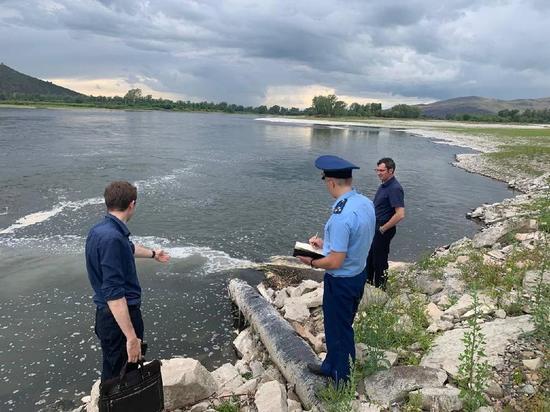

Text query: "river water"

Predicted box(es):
[0, 108, 511, 410]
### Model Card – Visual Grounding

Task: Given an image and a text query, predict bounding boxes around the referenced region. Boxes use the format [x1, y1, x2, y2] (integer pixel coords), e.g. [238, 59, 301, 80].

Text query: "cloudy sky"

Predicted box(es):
[1, 0, 549, 108]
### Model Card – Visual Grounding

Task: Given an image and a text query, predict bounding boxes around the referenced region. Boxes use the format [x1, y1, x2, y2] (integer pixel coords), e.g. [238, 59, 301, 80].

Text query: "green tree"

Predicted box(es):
[124, 88, 142, 104]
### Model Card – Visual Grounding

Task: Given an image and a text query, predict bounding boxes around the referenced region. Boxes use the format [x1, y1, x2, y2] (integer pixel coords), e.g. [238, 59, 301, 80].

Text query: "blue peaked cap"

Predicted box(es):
[315, 155, 359, 178]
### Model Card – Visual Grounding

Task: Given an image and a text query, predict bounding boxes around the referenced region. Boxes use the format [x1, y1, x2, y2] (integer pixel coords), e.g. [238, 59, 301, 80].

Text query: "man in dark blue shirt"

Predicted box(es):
[366, 158, 405, 289]
[85, 181, 170, 381]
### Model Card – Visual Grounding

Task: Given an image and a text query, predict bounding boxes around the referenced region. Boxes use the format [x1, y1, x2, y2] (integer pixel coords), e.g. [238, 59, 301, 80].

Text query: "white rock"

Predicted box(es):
[291, 279, 321, 297]
[426, 302, 444, 322]
[283, 301, 310, 322]
[523, 358, 543, 370]
[260, 365, 285, 385]
[233, 378, 259, 395]
[356, 343, 398, 367]
[161, 358, 218, 410]
[85, 379, 100, 412]
[411, 386, 462, 411]
[233, 327, 259, 361]
[274, 289, 289, 308]
[257, 282, 273, 302]
[360, 284, 389, 308]
[523, 269, 550, 294]
[250, 360, 265, 378]
[255, 381, 288, 412]
[189, 401, 210, 412]
[444, 294, 473, 318]
[420, 315, 534, 377]
[287, 399, 303, 412]
[235, 359, 251, 375]
[80, 395, 91, 404]
[364, 366, 447, 407]
[484, 380, 503, 398]
[494, 309, 506, 319]
[212, 363, 245, 393]
[351, 400, 382, 412]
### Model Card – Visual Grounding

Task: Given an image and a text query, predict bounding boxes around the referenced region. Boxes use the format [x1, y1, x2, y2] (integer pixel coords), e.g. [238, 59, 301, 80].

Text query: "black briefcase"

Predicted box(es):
[99, 359, 164, 412]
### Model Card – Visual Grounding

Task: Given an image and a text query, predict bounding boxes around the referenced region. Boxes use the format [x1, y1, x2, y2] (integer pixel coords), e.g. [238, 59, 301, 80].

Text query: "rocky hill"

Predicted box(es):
[418, 96, 550, 118]
[0, 63, 82, 98]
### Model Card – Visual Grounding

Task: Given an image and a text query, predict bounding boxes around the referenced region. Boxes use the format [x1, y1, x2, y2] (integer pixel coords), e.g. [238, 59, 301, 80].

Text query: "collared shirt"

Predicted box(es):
[373, 176, 404, 224]
[85, 214, 141, 308]
[322, 189, 376, 277]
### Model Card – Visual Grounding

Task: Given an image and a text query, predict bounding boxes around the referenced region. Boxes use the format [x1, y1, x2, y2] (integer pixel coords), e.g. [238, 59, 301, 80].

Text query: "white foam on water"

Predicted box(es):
[0, 198, 103, 234]
[0, 167, 197, 235]
[132, 236, 257, 273]
[0, 234, 257, 273]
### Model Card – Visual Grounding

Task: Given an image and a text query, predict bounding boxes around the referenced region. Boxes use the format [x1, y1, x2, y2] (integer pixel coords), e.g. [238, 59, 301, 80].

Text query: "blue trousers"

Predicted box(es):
[95, 305, 144, 381]
[321, 271, 367, 383]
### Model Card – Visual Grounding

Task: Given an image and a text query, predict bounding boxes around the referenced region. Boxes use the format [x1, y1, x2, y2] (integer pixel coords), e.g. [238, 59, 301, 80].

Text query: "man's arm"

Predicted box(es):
[380, 207, 405, 233]
[298, 251, 346, 270]
[107, 297, 141, 363]
[133, 244, 170, 262]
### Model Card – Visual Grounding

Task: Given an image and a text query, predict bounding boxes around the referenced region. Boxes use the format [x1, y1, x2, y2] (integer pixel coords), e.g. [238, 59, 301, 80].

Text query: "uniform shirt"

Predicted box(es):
[322, 189, 376, 277]
[373, 176, 404, 225]
[85, 214, 141, 308]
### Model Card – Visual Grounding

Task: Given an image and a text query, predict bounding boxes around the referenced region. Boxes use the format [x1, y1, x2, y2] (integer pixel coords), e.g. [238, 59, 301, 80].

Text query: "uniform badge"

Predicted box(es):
[333, 198, 348, 214]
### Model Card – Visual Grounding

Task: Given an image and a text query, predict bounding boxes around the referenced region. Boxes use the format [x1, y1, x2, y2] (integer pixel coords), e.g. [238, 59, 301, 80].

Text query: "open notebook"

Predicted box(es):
[292, 241, 325, 260]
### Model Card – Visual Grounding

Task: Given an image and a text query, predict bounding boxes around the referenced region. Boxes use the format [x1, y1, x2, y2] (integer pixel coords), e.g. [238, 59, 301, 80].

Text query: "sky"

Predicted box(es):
[1, 0, 549, 108]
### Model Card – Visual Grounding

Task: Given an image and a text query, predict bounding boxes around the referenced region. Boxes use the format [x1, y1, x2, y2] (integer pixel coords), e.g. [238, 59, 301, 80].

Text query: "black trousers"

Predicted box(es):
[95, 305, 144, 381]
[366, 226, 396, 289]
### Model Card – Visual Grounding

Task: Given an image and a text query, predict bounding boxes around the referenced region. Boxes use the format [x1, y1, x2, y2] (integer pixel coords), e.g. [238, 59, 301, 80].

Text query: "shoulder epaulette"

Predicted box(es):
[333, 198, 348, 214]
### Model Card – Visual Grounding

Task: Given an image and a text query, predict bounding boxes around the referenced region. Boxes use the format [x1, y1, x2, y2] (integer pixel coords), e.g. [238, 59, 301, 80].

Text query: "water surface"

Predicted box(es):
[0, 108, 511, 410]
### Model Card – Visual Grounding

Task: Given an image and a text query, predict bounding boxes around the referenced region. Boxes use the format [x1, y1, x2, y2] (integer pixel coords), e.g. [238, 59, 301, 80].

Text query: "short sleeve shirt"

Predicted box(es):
[373, 176, 404, 224]
[322, 189, 376, 277]
[85, 214, 141, 308]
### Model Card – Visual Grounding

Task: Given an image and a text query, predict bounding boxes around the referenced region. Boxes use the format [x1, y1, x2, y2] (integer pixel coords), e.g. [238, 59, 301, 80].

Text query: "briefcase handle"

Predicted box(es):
[119, 358, 146, 380]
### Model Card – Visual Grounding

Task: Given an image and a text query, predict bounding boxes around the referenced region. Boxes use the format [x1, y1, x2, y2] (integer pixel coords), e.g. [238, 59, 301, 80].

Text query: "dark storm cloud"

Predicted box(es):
[1, 0, 549, 105]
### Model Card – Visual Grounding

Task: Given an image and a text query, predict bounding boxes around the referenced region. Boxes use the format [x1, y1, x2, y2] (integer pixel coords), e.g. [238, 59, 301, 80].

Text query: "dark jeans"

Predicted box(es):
[366, 226, 396, 289]
[95, 305, 144, 381]
[321, 271, 367, 383]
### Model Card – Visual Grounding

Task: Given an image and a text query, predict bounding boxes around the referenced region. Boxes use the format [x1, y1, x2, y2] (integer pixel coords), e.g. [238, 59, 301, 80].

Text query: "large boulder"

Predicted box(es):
[360, 284, 389, 308]
[410, 386, 462, 411]
[472, 221, 515, 248]
[255, 381, 288, 412]
[161, 358, 217, 410]
[420, 315, 534, 377]
[363, 366, 447, 407]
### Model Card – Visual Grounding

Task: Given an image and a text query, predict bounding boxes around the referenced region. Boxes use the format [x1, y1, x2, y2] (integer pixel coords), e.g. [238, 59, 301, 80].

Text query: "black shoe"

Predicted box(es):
[307, 362, 325, 376]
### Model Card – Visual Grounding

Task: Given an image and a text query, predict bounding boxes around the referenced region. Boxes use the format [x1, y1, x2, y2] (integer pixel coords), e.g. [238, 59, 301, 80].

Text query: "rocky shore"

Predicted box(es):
[78, 127, 548, 412]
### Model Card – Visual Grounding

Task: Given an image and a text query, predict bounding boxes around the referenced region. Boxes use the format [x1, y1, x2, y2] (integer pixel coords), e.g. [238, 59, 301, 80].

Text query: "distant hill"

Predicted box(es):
[0, 63, 82, 98]
[417, 96, 550, 118]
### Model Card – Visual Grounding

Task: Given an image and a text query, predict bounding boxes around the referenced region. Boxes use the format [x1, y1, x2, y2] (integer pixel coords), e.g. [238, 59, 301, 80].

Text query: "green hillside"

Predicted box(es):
[417, 96, 550, 118]
[0, 63, 82, 98]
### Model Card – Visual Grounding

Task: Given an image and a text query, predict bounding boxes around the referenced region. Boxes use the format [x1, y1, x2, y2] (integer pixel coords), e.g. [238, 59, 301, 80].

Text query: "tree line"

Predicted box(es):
[2, 89, 550, 123]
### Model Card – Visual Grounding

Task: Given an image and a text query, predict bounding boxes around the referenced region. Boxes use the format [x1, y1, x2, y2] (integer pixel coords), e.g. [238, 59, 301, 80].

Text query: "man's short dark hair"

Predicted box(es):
[377, 157, 396, 172]
[104, 181, 137, 211]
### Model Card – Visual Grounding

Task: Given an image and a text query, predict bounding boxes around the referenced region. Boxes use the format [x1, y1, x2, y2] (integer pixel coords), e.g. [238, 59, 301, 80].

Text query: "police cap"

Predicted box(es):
[315, 155, 360, 179]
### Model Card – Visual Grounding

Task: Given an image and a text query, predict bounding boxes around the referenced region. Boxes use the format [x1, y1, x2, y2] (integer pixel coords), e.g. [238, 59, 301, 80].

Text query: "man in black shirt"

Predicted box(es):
[366, 158, 405, 289]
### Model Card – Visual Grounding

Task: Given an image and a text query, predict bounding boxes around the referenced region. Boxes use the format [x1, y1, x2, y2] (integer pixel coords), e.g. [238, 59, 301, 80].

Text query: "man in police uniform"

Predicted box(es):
[366, 157, 405, 289]
[297, 155, 375, 383]
[85, 181, 170, 381]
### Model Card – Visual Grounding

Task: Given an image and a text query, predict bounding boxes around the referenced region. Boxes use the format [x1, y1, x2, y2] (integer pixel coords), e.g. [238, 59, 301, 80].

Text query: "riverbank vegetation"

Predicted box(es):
[4, 90, 550, 124]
